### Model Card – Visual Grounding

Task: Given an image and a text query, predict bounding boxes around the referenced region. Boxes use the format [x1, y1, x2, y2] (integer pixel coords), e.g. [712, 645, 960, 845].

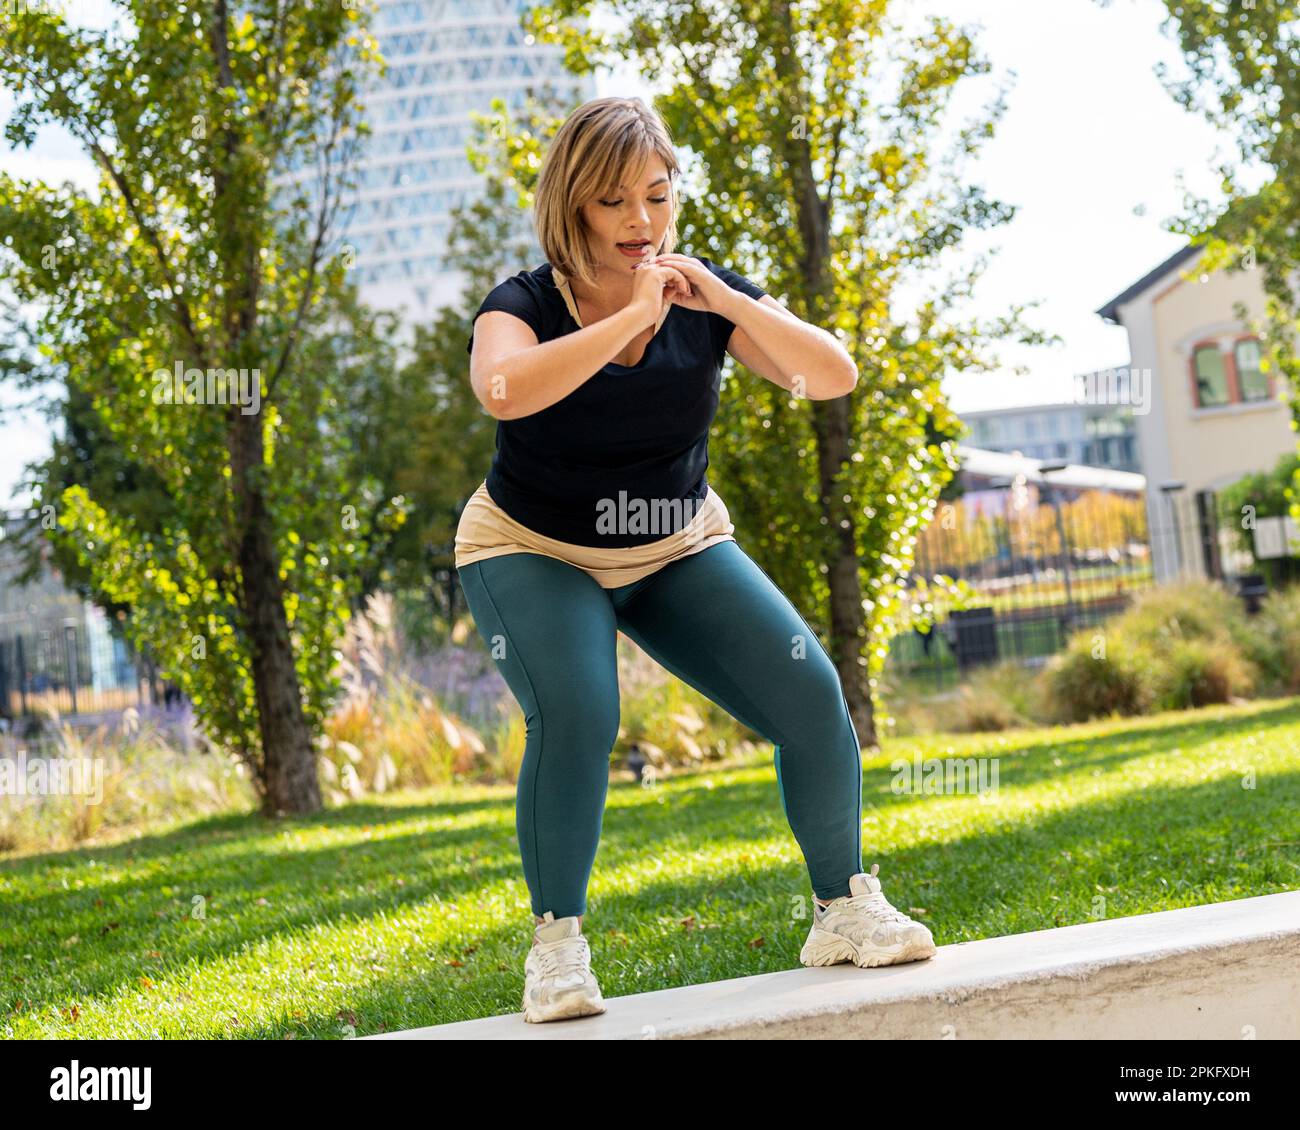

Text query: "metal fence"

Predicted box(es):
[5, 484, 1295, 722]
[0, 618, 182, 738]
[888, 484, 1292, 690]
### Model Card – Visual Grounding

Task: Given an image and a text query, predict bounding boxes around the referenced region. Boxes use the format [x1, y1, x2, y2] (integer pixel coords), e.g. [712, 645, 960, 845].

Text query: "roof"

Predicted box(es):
[1095, 242, 1202, 325]
[961, 398, 1107, 420]
[955, 445, 1146, 493]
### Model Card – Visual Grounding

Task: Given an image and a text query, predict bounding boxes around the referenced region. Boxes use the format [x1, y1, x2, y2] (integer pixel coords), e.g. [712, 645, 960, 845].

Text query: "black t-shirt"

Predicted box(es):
[465, 256, 767, 547]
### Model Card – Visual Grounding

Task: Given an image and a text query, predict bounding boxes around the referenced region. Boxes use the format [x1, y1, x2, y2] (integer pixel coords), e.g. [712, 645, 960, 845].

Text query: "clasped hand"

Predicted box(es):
[632, 253, 734, 315]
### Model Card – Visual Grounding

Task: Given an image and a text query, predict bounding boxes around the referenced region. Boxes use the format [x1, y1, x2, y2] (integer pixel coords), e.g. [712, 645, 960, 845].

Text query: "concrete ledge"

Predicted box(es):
[364, 891, 1300, 1039]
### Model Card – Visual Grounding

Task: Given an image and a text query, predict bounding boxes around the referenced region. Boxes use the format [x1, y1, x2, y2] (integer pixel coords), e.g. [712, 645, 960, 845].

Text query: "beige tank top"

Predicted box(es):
[455, 264, 736, 589]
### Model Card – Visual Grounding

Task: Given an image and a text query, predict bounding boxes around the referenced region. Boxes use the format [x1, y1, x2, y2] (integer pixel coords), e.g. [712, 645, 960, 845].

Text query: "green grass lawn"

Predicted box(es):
[3, 695, 1299, 1038]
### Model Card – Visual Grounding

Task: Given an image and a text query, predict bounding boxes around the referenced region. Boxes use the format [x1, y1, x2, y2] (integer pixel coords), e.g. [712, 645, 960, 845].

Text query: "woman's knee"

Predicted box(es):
[531, 691, 621, 755]
[765, 648, 855, 744]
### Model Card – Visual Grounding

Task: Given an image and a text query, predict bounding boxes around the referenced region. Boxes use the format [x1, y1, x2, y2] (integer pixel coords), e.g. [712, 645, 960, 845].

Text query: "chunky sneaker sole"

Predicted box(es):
[522, 980, 607, 1023]
[522, 911, 607, 1023]
[798, 863, 937, 969]
[799, 922, 936, 968]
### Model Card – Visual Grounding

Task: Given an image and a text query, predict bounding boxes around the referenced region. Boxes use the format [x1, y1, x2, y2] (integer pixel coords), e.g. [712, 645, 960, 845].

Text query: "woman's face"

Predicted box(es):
[578, 154, 673, 279]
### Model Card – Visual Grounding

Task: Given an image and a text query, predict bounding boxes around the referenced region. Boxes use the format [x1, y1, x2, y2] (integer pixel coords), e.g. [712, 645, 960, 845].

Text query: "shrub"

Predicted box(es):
[1119, 580, 1258, 699]
[946, 660, 1049, 731]
[1243, 584, 1300, 695]
[1114, 579, 1249, 650]
[0, 709, 255, 857]
[1047, 579, 1258, 721]
[1145, 636, 1253, 711]
[1044, 630, 1151, 722]
[948, 683, 1021, 732]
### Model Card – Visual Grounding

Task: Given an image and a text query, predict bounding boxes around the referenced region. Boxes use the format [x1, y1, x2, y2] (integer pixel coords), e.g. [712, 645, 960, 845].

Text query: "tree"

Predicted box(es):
[0, 1, 398, 814]
[489, 1, 1050, 745]
[1146, 2, 1300, 484]
[0, 307, 174, 600]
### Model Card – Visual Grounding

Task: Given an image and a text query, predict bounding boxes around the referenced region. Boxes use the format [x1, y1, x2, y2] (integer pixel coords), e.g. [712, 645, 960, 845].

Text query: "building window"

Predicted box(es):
[1192, 344, 1230, 407]
[1236, 338, 1268, 401]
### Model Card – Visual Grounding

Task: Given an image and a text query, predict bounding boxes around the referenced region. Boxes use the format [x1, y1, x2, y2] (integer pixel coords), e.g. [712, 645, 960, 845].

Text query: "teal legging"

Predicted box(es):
[457, 539, 864, 918]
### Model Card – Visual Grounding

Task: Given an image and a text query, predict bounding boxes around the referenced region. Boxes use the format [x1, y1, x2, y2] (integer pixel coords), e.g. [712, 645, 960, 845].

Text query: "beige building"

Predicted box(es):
[1096, 243, 1297, 582]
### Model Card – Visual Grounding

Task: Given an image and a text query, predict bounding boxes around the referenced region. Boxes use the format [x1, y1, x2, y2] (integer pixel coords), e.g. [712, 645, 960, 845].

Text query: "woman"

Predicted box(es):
[457, 96, 935, 1024]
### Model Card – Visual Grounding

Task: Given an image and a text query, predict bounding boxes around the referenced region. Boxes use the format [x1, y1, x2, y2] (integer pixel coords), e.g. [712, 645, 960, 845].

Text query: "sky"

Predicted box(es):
[0, 0, 1251, 508]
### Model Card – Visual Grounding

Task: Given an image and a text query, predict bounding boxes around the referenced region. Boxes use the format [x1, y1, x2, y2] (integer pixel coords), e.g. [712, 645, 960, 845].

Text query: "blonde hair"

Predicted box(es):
[533, 97, 682, 289]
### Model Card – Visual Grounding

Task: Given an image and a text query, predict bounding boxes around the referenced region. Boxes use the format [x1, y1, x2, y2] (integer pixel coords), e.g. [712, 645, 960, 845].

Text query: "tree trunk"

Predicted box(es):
[230, 408, 321, 816]
[774, 7, 878, 751]
[445, 562, 459, 632]
[813, 396, 878, 752]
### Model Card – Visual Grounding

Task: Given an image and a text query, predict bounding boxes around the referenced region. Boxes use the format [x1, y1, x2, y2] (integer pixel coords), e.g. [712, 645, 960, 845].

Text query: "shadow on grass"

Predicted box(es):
[5, 700, 1299, 1036]
[604, 693, 1300, 855]
[0, 794, 529, 1014]
[874, 696, 1300, 785]
[236, 763, 1300, 1038]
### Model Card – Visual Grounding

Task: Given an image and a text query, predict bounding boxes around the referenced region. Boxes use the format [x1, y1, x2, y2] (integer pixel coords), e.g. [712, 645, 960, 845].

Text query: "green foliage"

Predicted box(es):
[364, 175, 538, 596]
[1157, 2, 1300, 447]
[1215, 448, 1300, 568]
[1115, 579, 1261, 670]
[0, 2, 401, 784]
[483, 1, 1054, 741]
[1242, 582, 1300, 695]
[320, 104, 573, 623]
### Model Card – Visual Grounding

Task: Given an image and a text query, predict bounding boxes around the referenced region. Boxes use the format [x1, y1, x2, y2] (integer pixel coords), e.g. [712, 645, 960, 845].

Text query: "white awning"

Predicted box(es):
[955, 445, 1146, 492]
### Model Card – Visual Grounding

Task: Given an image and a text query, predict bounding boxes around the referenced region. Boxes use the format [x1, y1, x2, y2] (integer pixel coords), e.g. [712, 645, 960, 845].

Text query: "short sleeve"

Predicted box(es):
[466, 275, 547, 356]
[697, 257, 767, 366]
[703, 258, 767, 302]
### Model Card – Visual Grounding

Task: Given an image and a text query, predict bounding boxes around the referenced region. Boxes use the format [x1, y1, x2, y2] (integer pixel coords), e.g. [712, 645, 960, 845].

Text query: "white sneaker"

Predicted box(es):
[799, 863, 937, 969]
[522, 912, 607, 1023]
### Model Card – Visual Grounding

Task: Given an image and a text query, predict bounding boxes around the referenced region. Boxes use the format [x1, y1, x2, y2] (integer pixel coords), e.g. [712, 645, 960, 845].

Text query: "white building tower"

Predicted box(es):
[344, 0, 596, 324]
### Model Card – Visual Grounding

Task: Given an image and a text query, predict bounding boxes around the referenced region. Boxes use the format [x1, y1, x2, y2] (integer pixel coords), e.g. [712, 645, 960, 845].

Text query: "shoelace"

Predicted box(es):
[831, 889, 916, 927]
[534, 935, 592, 980]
